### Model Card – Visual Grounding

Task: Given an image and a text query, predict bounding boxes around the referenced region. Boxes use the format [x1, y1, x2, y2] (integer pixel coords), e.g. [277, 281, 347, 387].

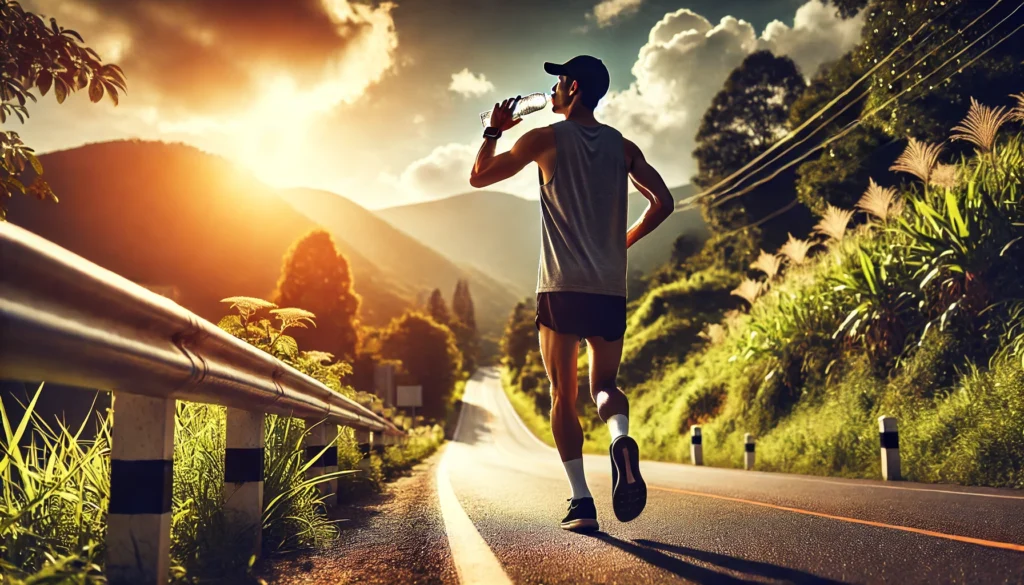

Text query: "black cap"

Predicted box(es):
[544, 55, 610, 106]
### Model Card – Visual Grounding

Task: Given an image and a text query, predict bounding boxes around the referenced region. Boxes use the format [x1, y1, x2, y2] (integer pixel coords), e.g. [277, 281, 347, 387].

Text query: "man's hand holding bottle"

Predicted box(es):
[486, 95, 523, 134]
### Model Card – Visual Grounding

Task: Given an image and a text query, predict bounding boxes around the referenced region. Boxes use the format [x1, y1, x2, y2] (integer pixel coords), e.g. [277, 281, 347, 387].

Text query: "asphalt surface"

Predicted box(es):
[268, 368, 1024, 584]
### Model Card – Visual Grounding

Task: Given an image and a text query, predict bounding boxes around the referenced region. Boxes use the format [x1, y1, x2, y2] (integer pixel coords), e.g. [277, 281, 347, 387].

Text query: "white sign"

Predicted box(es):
[396, 385, 423, 408]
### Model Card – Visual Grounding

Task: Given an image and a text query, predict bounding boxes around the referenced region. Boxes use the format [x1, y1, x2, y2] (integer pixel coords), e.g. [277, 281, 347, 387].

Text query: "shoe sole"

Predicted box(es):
[560, 518, 599, 532]
[610, 436, 647, 522]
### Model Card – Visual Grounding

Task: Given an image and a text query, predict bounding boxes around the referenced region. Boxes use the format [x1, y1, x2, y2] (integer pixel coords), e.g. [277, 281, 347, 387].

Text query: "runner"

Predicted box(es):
[469, 55, 674, 531]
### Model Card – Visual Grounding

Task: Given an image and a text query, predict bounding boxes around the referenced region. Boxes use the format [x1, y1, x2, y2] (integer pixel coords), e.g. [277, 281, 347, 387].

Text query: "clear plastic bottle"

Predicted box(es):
[480, 92, 550, 128]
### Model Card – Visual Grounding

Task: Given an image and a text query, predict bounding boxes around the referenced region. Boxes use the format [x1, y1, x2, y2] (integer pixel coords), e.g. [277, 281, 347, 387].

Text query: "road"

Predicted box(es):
[266, 368, 1024, 584]
[437, 367, 1024, 585]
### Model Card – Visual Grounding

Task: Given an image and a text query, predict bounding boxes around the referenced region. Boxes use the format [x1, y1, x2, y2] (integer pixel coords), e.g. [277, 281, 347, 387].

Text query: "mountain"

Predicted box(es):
[278, 187, 522, 334]
[5, 141, 513, 339]
[377, 185, 708, 295]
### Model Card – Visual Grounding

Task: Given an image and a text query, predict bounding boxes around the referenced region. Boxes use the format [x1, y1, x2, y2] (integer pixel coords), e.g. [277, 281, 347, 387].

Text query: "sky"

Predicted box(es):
[16, 0, 864, 209]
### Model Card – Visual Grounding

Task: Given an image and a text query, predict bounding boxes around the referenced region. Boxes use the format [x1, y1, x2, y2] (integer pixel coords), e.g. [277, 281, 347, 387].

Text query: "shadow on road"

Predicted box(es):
[585, 531, 757, 584]
[587, 532, 849, 584]
[636, 539, 849, 584]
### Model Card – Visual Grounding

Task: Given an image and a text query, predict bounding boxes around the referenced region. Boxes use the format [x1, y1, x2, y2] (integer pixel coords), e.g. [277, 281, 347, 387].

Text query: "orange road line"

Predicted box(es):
[649, 485, 1024, 554]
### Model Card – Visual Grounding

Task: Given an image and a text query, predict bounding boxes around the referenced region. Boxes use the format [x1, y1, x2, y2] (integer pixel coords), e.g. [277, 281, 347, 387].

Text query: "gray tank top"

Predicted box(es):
[537, 120, 628, 297]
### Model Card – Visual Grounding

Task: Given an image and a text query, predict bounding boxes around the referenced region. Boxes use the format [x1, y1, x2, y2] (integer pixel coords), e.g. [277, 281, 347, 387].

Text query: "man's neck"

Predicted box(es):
[563, 103, 599, 126]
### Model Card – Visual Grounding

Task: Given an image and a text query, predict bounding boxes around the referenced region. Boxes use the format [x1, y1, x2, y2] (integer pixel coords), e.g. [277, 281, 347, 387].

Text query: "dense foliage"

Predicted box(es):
[0, 0, 125, 220]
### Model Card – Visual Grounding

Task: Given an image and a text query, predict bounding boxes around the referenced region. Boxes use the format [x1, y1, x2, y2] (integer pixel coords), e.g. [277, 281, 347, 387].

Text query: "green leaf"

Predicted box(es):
[88, 77, 103, 103]
[27, 152, 43, 175]
[54, 78, 67, 104]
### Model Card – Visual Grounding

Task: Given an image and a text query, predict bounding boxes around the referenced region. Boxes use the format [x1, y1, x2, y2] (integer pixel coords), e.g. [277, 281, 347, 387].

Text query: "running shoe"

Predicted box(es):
[610, 435, 647, 522]
[560, 497, 599, 532]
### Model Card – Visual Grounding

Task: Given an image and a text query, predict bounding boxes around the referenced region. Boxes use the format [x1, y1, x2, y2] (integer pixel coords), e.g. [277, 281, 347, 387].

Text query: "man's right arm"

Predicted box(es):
[624, 138, 674, 249]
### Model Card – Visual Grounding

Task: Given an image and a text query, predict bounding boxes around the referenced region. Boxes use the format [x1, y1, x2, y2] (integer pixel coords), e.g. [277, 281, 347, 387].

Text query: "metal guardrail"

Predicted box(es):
[0, 221, 402, 435]
[0, 221, 405, 584]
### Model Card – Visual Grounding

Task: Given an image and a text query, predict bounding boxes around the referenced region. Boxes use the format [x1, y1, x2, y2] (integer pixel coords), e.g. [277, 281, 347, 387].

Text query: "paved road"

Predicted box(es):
[436, 367, 1024, 585]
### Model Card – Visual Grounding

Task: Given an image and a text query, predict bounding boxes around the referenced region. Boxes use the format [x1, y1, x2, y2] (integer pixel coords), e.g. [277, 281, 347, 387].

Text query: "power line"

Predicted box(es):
[705, 1, 1024, 212]
[706, 0, 1005, 205]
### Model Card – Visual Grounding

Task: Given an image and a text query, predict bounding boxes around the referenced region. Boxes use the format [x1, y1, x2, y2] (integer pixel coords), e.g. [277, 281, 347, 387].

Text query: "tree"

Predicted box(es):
[500, 299, 539, 376]
[451, 279, 479, 373]
[273, 229, 361, 361]
[379, 311, 462, 421]
[792, 0, 1024, 212]
[692, 50, 814, 250]
[1, 1, 126, 220]
[426, 288, 451, 327]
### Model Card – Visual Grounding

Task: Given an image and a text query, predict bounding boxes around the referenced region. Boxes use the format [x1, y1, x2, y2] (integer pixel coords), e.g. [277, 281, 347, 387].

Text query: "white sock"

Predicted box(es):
[608, 414, 629, 440]
[562, 458, 592, 499]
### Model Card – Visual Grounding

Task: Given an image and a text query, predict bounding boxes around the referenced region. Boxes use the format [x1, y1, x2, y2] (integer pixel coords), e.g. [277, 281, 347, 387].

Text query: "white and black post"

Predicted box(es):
[879, 416, 901, 481]
[690, 425, 703, 466]
[744, 433, 755, 470]
[106, 393, 175, 585]
[355, 429, 373, 472]
[322, 424, 339, 503]
[304, 420, 328, 495]
[224, 408, 264, 555]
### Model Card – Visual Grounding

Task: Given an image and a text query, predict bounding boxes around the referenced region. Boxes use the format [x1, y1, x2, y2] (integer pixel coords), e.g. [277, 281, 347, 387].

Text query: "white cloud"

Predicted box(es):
[592, 0, 644, 27]
[760, 1, 865, 77]
[596, 1, 864, 188]
[385, 108, 561, 202]
[448, 68, 496, 98]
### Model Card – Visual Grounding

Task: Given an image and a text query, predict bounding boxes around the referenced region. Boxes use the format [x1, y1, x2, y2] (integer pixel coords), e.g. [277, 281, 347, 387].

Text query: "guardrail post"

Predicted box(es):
[744, 433, 755, 470]
[224, 408, 264, 555]
[304, 420, 327, 496]
[690, 426, 703, 466]
[879, 416, 901, 481]
[355, 429, 372, 471]
[106, 393, 174, 585]
[322, 424, 339, 504]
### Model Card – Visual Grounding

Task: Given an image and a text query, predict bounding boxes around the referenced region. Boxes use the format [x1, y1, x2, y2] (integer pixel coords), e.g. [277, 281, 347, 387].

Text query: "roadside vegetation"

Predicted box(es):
[502, 1, 1024, 489]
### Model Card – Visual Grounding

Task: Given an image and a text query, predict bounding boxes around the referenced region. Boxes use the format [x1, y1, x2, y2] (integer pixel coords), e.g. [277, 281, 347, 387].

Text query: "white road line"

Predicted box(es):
[436, 445, 513, 585]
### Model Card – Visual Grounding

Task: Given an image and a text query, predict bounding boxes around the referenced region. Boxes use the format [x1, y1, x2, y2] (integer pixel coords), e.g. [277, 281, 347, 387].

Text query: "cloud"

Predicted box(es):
[596, 1, 864, 187]
[760, 1, 865, 77]
[592, 0, 644, 27]
[385, 108, 561, 202]
[23, 0, 399, 118]
[448, 68, 496, 98]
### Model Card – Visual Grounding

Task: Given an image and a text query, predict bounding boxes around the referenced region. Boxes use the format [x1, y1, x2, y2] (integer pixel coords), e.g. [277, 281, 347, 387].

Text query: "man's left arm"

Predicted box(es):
[469, 129, 540, 189]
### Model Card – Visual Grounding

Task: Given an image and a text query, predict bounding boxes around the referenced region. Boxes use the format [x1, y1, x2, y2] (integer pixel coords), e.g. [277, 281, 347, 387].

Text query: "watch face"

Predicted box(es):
[484, 127, 501, 138]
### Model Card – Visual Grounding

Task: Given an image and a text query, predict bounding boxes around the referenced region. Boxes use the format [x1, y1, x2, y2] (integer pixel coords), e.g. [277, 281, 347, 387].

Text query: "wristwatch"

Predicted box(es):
[483, 126, 502, 140]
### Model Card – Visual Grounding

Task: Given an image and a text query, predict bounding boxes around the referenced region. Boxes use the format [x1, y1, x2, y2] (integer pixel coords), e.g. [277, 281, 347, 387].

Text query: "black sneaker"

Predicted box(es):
[560, 497, 599, 532]
[610, 435, 647, 522]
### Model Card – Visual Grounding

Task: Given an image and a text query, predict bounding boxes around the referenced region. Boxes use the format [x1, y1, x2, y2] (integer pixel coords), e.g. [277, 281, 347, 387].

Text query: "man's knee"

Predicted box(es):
[550, 382, 577, 403]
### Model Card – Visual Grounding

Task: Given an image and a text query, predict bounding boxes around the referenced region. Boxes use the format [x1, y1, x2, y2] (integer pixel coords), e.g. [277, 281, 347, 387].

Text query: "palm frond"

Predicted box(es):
[750, 250, 782, 280]
[855, 178, 901, 221]
[951, 97, 1012, 153]
[889, 137, 943, 183]
[813, 205, 854, 243]
[730, 279, 763, 306]
[1011, 93, 1024, 122]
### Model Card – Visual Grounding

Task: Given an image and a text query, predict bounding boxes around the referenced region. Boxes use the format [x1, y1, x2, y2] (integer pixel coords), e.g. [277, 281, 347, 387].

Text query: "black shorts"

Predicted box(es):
[535, 292, 627, 342]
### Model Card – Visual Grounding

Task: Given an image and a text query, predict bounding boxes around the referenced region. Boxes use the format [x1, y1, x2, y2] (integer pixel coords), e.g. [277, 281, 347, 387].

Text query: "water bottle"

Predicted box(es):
[480, 92, 550, 128]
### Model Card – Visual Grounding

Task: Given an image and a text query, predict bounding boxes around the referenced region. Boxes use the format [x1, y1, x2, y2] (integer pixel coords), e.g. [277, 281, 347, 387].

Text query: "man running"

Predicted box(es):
[468, 55, 674, 531]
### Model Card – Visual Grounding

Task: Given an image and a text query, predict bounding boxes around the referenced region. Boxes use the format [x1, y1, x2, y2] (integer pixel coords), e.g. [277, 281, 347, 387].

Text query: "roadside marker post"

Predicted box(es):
[690, 426, 703, 466]
[879, 416, 901, 481]
[744, 433, 755, 470]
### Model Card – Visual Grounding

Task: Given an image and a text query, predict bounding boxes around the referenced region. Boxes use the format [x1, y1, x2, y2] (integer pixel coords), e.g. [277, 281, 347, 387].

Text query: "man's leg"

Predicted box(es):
[585, 334, 646, 522]
[538, 323, 583, 463]
[584, 335, 628, 430]
[539, 323, 598, 531]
